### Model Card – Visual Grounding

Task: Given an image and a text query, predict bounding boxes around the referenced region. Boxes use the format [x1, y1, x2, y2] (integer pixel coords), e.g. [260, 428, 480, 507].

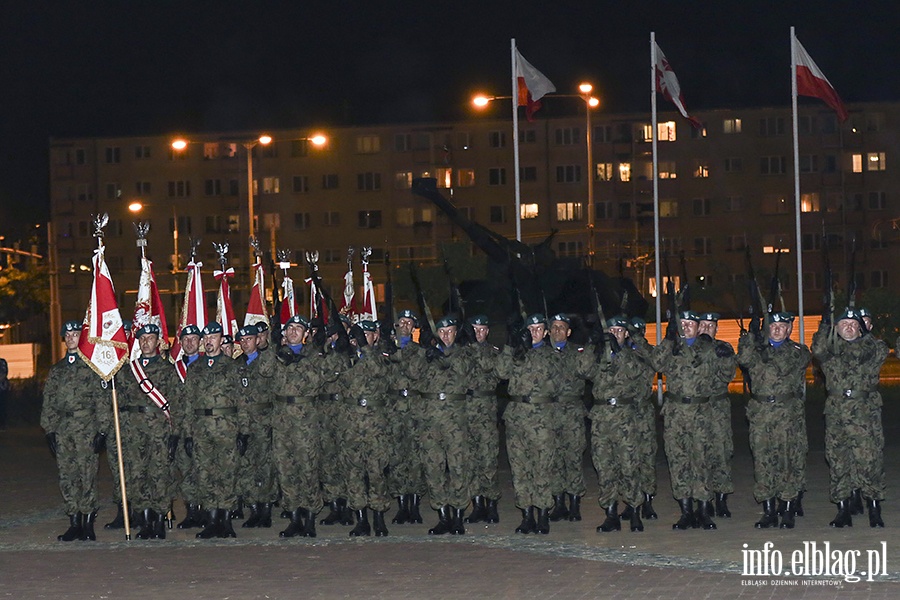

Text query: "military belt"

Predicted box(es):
[63, 409, 92, 418]
[421, 392, 468, 401]
[831, 389, 874, 400]
[194, 407, 238, 416]
[317, 393, 334, 402]
[511, 394, 556, 404]
[396, 389, 421, 398]
[711, 393, 728, 402]
[665, 393, 710, 405]
[467, 389, 495, 398]
[555, 394, 582, 404]
[595, 396, 636, 407]
[344, 396, 386, 408]
[751, 393, 797, 404]
[119, 405, 150, 413]
[277, 395, 315, 405]
[247, 402, 274, 411]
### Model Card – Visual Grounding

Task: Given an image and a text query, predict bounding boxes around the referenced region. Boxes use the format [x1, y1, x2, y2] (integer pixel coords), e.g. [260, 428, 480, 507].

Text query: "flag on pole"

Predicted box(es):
[359, 266, 378, 322]
[305, 276, 329, 323]
[77, 245, 128, 381]
[244, 261, 269, 328]
[170, 259, 206, 381]
[515, 48, 556, 122]
[280, 274, 301, 326]
[214, 266, 238, 338]
[653, 42, 702, 129]
[339, 266, 356, 319]
[130, 257, 170, 361]
[792, 35, 849, 122]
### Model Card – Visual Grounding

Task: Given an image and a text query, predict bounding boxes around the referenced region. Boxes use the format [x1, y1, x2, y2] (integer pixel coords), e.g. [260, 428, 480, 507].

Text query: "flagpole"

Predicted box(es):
[110, 376, 131, 540]
[511, 38, 522, 242]
[790, 26, 805, 344]
[651, 32, 664, 405]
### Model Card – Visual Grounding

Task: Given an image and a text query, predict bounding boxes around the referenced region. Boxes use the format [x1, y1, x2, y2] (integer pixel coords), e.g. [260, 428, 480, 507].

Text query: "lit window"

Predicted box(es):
[262, 177, 280, 194]
[693, 162, 710, 178]
[556, 202, 583, 221]
[595, 163, 614, 181]
[436, 168, 453, 189]
[724, 118, 742, 134]
[762, 234, 791, 254]
[851, 154, 863, 173]
[521, 203, 539, 219]
[396, 208, 414, 226]
[658, 161, 677, 179]
[867, 152, 886, 171]
[659, 200, 678, 217]
[356, 135, 381, 154]
[801, 193, 820, 212]
[618, 163, 631, 182]
[658, 121, 676, 141]
[457, 169, 475, 187]
[203, 143, 218, 159]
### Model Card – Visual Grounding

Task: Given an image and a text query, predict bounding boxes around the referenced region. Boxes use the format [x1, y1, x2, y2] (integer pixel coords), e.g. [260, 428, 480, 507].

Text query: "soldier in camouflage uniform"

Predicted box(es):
[577, 316, 655, 533]
[737, 312, 810, 529]
[642, 311, 736, 531]
[812, 308, 889, 528]
[112, 324, 179, 539]
[41, 321, 107, 542]
[463, 315, 503, 525]
[182, 322, 248, 538]
[698, 313, 735, 518]
[546, 314, 588, 524]
[385, 310, 427, 526]
[630, 317, 659, 520]
[494, 314, 560, 535]
[173, 324, 206, 530]
[234, 324, 278, 531]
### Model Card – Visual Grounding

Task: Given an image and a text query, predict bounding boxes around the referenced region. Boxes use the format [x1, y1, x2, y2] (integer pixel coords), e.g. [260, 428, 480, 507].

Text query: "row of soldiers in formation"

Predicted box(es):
[41, 303, 891, 542]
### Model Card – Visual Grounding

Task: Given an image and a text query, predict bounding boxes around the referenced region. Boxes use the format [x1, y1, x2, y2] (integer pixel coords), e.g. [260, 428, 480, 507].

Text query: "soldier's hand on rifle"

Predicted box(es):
[715, 342, 734, 358]
[312, 326, 327, 348]
[380, 339, 399, 356]
[349, 324, 368, 348]
[425, 345, 443, 362]
[419, 328, 437, 349]
[276, 345, 295, 365]
[184, 437, 194, 458]
[664, 320, 677, 341]
[456, 323, 475, 347]
[91, 432, 107, 454]
[167, 435, 180, 462]
[236, 433, 249, 457]
[333, 334, 350, 354]
[46, 432, 58, 458]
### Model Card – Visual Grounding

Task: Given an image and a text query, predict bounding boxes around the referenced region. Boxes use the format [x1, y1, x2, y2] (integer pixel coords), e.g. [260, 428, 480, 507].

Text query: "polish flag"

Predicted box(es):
[130, 257, 170, 361]
[516, 49, 556, 122]
[78, 244, 128, 381]
[793, 35, 849, 122]
[654, 42, 702, 129]
[170, 260, 206, 382]
[359, 266, 378, 322]
[214, 266, 238, 338]
[244, 261, 269, 328]
[339, 266, 356, 319]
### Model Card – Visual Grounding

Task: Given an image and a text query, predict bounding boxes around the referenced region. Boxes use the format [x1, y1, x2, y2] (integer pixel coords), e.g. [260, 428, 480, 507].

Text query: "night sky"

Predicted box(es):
[2, 1, 897, 240]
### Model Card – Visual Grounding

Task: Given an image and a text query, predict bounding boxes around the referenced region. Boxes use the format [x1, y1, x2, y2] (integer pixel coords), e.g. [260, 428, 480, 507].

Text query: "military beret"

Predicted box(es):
[858, 307, 871, 319]
[254, 321, 270, 333]
[770, 311, 794, 323]
[236, 324, 259, 339]
[339, 315, 352, 326]
[630, 316, 646, 329]
[680, 311, 700, 322]
[61, 320, 81, 336]
[135, 323, 161, 338]
[397, 309, 419, 327]
[699, 312, 720, 322]
[284, 314, 309, 329]
[357, 320, 378, 332]
[837, 307, 865, 324]
[606, 315, 629, 329]
[221, 334, 234, 344]
[526, 313, 547, 326]
[550, 313, 571, 325]
[180, 324, 202, 338]
[202, 322, 223, 336]
[435, 316, 459, 330]
[469, 314, 490, 326]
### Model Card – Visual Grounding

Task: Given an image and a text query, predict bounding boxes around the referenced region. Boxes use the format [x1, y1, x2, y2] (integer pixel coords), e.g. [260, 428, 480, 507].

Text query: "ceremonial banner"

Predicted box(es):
[130, 257, 170, 361]
[244, 261, 269, 328]
[78, 244, 128, 381]
[170, 259, 206, 382]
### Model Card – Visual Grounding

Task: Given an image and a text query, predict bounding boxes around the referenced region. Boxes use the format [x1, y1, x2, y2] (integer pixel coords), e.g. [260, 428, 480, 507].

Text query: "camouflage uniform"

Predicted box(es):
[708, 339, 737, 507]
[174, 352, 203, 522]
[550, 342, 589, 506]
[41, 352, 106, 516]
[738, 333, 810, 504]
[465, 340, 502, 503]
[317, 348, 353, 515]
[385, 341, 428, 509]
[236, 350, 277, 514]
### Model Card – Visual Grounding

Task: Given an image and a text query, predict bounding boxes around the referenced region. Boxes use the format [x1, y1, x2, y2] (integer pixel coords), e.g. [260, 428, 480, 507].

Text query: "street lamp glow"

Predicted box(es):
[588, 97, 600, 108]
[472, 95, 491, 108]
[310, 134, 327, 146]
[258, 135, 272, 145]
[579, 83, 593, 94]
[128, 201, 144, 213]
[171, 139, 188, 151]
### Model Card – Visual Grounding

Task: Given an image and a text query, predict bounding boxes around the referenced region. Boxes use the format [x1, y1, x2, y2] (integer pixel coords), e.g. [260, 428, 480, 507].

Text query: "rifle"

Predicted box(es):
[409, 262, 437, 348]
[847, 235, 858, 309]
[442, 255, 466, 322]
[505, 259, 528, 348]
[588, 272, 612, 361]
[379, 252, 395, 340]
[306, 252, 350, 351]
[678, 250, 691, 311]
[744, 246, 765, 341]
[822, 222, 835, 326]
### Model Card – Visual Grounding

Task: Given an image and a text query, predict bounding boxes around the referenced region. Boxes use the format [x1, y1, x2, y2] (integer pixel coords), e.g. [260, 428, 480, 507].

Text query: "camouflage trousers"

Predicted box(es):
[419, 398, 471, 510]
[192, 416, 240, 509]
[466, 394, 501, 501]
[636, 396, 658, 495]
[661, 400, 715, 501]
[237, 408, 277, 506]
[271, 401, 320, 512]
[589, 402, 643, 507]
[503, 401, 556, 510]
[318, 399, 347, 501]
[824, 394, 885, 502]
[55, 426, 100, 514]
[708, 395, 734, 494]
[386, 393, 427, 498]
[794, 395, 809, 492]
[337, 402, 391, 512]
[550, 399, 587, 497]
[175, 444, 198, 506]
[746, 396, 805, 502]
[118, 414, 172, 514]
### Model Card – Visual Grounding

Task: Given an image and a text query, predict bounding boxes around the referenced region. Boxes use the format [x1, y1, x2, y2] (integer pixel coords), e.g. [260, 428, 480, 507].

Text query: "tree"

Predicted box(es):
[0, 265, 49, 324]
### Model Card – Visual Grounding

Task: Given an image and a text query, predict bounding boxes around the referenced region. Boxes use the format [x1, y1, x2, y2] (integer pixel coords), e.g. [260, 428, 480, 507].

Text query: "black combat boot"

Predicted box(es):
[696, 500, 717, 530]
[230, 498, 244, 520]
[672, 498, 694, 530]
[535, 507, 550, 534]
[715, 492, 731, 518]
[104, 502, 126, 530]
[829, 499, 853, 528]
[58, 513, 83, 542]
[258, 503, 273, 528]
[568, 494, 582, 521]
[451, 507, 465, 535]
[391, 495, 410, 524]
[641, 493, 658, 519]
[485, 498, 500, 523]
[196, 509, 221, 539]
[373, 511, 389, 537]
[281, 508, 291, 519]
[219, 509, 236, 538]
[177, 503, 203, 529]
[280, 508, 306, 538]
[776, 499, 787, 516]
[319, 499, 342, 525]
[349, 509, 371, 537]
[515, 507, 536, 534]
[81, 511, 97, 541]
[339, 498, 355, 526]
[408, 494, 423, 524]
[136, 508, 157, 540]
[465, 496, 486, 524]
[597, 501, 621, 533]
[779, 500, 796, 529]
[428, 505, 452, 535]
[242, 504, 261, 528]
[165, 501, 175, 529]
[849, 488, 864, 516]
[629, 504, 644, 532]
[303, 507, 317, 538]
[547, 494, 569, 522]
[794, 491, 805, 517]
[755, 498, 779, 529]
[152, 511, 167, 539]
[868, 499, 884, 528]
[620, 504, 634, 520]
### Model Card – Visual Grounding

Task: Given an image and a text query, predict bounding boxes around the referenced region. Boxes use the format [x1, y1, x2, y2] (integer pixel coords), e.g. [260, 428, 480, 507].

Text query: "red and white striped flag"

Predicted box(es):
[130, 257, 170, 361]
[654, 42, 702, 129]
[515, 48, 556, 122]
[170, 260, 206, 381]
[244, 261, 269, 328]
[793, 35, 848, 122]
[214, 266, 238, 338]
[77, 245, 128, 381]
[359, 264, 377, 322]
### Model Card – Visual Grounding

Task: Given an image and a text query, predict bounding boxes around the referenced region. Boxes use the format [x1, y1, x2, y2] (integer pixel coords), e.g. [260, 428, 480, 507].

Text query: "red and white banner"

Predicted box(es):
[130, 257, 170, 361]
[214, 266, 238, 338]
[654, 42, 702, 129]
[280, 274, 301, 326]
[339, 267, 356, 319]
[793, 35, 848, 122]
[170, 260, 206, 382]
[359, 266, 377, 322]
[244, 261, 269, 328]
[77, 245, 128, 381]
[515, 48, 555, 122]
[305, 276, 328, 323]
